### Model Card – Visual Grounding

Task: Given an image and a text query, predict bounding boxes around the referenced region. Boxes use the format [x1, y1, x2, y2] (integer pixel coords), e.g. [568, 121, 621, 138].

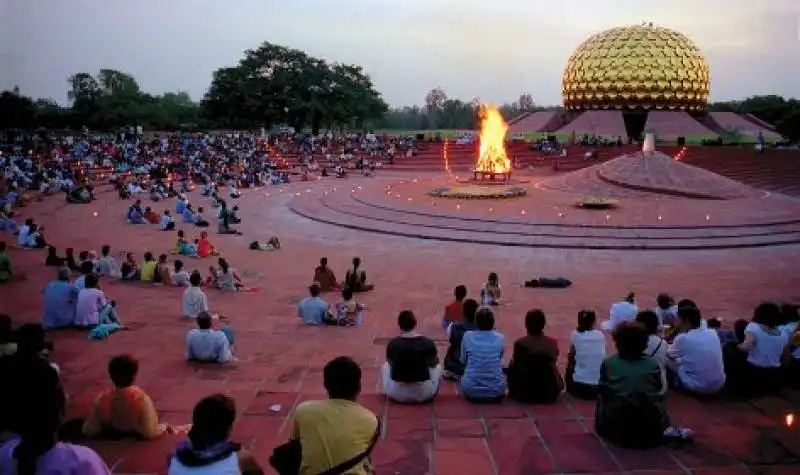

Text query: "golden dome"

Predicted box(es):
[562, 25, 710, 111]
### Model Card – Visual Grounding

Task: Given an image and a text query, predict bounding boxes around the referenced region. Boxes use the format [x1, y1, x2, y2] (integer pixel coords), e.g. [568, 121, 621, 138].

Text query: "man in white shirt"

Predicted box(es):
[185, 312, 234, 364]
[16, 219, 32, 247]
[666, 305, 725, 394]
[601, 293, 638, 331]
[182, 272, 209, 317]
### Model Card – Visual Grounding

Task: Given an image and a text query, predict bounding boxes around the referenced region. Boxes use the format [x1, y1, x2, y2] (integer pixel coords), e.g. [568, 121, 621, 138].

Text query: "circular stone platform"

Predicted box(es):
[429, 184, 527, 199]
[289, 175, 800, 250]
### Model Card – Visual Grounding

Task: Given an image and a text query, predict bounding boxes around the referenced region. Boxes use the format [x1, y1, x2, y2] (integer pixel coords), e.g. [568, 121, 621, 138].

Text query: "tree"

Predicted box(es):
[201, 41, 387, 133]
[0, 89, 37, 129]
[518, 93, 535, 111]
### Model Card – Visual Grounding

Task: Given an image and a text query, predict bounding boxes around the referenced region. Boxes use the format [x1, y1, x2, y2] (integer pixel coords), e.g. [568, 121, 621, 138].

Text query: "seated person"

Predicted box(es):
[0, 241, 24, 284]
[443, 299, 479, 380]
[333, 289, 365, 326]
[120, 252, 140, 280]
[82, 355, 172, 439]
[74, 274, 122, 328]
[200, 182, 212, 196]
[175, 195, 188, 215]
[171, 260, 190, 286]
[312, 257, 339, 292]
[506, 309, 563, 404]
[228, 206, 241, 224]
[193, 206, 209, 227]
[248, 237, 281, 251]
[16, 218, 33, 247]
[0, 354, 112, 475]
[127, 202, 146, 224]
[175, 231, 198, 257]
[42, 267, 78, 330]
[45, 246, 66, 267]
[0, 211, 18, 234]
[566, 309, 606, 400]
[22, 223, 47, 248]
[480, 272, 502, 306]
[159, 210, 176, 231]
[139, 252, 158, 282]
[143, 207, 159, 224]
[298, 283, 333, 325]
[96, 245, 120, 278]
[335, 165, 347, 178]
[723, 302, 789, 397]
[183, 272, 212, 318]
[442, 285, 467, 330]
[168, 394, 263, 475]
[343, 257, 373, 292]
[601, 293, 638, 331]
[665, 305, 726, 395]
[596, 322, 691, 448]
[637, 310, 668, 372]
[289, 357, 380, 475]
[186, 312, 235, 364]
[460, 307, 506, 402]
[217, 212, 241, 235]
[66, 186, 92, 203]
[655, 293, 678, 330]
[197, 231, 219, 257]
[155, 254, 171, 284]
[382, 310, 442, 403]
[229, 184, 241, 198]
[211, 259, 244, 291]
[65, 247, 79, 271]
[181, 203, 196, 223]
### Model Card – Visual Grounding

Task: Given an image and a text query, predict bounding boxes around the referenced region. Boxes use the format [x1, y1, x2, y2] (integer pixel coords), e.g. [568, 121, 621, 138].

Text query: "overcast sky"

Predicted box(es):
[2, 0, 799, 107]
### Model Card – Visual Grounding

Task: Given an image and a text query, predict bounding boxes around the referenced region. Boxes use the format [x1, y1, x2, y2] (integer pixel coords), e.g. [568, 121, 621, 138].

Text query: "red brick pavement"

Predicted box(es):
[1, 175, 800, 474]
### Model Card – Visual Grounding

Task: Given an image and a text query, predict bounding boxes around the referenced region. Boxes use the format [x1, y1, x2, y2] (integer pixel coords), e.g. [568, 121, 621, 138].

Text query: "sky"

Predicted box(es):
[2, 0, 799, 107]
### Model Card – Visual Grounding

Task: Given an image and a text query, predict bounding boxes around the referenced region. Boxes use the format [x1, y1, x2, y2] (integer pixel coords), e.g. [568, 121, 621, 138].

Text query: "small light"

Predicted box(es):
[92, 211, 98, 217]
[407, 198, 413, 202]
[488, 208, 493, 213]
[265, 193, 270, 197]
[357, 186, 363, 190]
[787, 414, 794, 427]
[456, 205, 461, 210]
[295, 192, 301, 196]
[332, 188, 336, 192]
[605, 214, 610, 221]
[558, 211, 565, 218]
[396, 194, 401, 198]
[657, 215, 663, 221]
[705, 215, 710, 221]
[521, 210, 526, 215]
[306, 188, 311, 192]
[279, 189, 283, 193]
[412, 179, 418, 183]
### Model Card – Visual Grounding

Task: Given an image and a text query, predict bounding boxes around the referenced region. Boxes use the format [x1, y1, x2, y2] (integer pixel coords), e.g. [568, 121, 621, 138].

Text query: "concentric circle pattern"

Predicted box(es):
[562, 25, 710, 111]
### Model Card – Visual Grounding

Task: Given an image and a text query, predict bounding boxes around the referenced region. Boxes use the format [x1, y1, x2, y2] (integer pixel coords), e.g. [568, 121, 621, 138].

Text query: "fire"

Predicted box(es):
[475, 105, 511, 174]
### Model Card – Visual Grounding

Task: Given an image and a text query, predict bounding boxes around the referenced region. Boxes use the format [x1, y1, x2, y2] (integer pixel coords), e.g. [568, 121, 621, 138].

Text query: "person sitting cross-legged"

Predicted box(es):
[596, 322, 692, 448]
[284, 357, 380, 475]
[442, 285, 467, 330]
[343, 257, 373, 293]
[82, 354, 172, 440]
[186, 311, 236, 364]
[74, 274, 122, 328]
[298, 283, 334, 325]
[381, 310, 442, 404]
[665, 305, 726, 395]
[168, 394, 264, 475]
[42, 267, 78, 330]
[505, 309, 563, 404]
[460, 307, 506, 403]
[565, 309, 606, 400]
[312, 257, 339, 292]
[443, 298, 480, 380]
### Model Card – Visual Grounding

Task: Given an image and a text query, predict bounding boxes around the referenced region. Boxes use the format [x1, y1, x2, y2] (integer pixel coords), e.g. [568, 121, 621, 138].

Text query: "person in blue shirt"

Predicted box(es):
[298, 283, 333, 325]
[460, 307, 506, 402]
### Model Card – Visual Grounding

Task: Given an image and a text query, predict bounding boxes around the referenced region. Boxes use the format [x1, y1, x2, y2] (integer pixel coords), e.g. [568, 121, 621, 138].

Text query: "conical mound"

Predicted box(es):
[541, 152, 763, 200]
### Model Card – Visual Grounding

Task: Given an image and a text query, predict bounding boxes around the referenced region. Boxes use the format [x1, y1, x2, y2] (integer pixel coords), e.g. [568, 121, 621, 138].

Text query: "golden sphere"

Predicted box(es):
[562, 25, 710, 111]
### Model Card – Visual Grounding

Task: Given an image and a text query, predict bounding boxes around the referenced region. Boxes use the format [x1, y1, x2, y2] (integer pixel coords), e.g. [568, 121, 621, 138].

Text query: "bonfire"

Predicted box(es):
[474, 105, 511, 175]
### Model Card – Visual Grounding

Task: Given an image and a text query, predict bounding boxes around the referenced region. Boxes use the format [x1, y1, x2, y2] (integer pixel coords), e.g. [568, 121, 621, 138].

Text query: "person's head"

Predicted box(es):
[197, 311, 213, 330]
[108, 354, 138, 388]
[352, 257, 361, 268]
[164, 210, 171, 216]
[341, 288, 354, 301]
[56, 266, 70, 282]
[174, 260, 184, 272]
[463, 298, 479, 324]
[397, 310, 417, 332]
[79, 260, 94, 275]
[144, 252, 154, 262]
[475, 307, 495, 331]
[487, 272, 498, 285]
[65, 247, 74, 256]
[677, 299, 697, 309]
[101, 245, 111, 257]
[577, 309, 597, 332]
[454, 285, 467, 301]
[677, 305, 703, 330]
[734, 319, 749, 343]
[309, 283, 321, 297]
[752, 302, 782, 328]
[197, 206, 204, 213]
[15, 323, 46, 355]
[84, 273, 99, 289]
[158, 254, 167, 264]
[656, 293, 673, 310]
[189, 271, 203, 287]
[525, 309, 546, 336]
[47, 246, 57, 257]
[145, 206, 152, 213]
[624, 292, 635, 304]
[218, 258, 229, 272]
[0, 314, 11, 343]
[125, 252, 134, 261]
[320, 257, 328, 267]
[187, 394, 237, 450]
[24, 218, 33, 226]
[706, 317, 722, 329]
[323, 356, 361, 400]
[177, 230, 184, 239]
[78, 250, 89, 262]
[613, 322, 649, 361]
[200, 231, 208, 239]
[635, 310, 660, 335]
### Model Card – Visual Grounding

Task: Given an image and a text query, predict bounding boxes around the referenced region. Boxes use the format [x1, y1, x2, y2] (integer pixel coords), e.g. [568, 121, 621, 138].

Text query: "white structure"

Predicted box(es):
[642, 132, 656, 155]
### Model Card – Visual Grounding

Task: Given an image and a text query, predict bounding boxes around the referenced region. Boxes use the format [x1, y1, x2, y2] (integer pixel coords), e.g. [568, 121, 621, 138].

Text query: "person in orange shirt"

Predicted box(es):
[143, 206, 159, 224]
[197, 231, 219, 258]
[82, 354, 174, 439]
[442, 285, 467, 331]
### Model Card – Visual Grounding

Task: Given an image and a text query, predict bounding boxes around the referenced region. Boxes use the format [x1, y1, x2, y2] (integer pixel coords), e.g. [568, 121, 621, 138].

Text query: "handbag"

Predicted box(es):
[270, 419, 381, 475]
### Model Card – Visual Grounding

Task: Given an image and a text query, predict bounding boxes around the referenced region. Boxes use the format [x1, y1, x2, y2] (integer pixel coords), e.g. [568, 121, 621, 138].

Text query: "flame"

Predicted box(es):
[475, 105, 511, 174]
[787, 414, 794, 427]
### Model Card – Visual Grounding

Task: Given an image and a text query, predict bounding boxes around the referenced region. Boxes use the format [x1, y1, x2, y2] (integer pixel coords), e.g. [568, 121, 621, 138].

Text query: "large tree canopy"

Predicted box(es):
[201, 42, 388, 133]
